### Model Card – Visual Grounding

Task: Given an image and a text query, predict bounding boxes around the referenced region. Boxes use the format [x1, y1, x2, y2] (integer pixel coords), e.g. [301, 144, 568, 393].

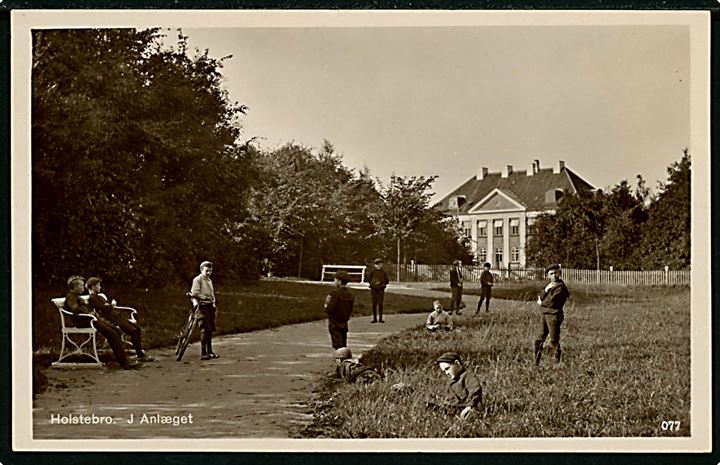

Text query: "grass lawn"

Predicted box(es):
[302, 284, 691, 438]
[32, 279, 431, 394]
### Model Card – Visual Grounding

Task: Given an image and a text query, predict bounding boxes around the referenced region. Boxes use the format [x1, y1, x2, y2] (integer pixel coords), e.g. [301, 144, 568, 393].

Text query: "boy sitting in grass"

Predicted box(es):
[426, 300, 453, 331]
[334, 347, 381, 384]
[428, 352, 483, 420]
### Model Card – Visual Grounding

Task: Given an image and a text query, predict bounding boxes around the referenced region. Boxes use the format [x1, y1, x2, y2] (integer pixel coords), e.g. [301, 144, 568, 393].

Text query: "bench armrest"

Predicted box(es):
[113, 305, 138, 322]
[59, 308, 98, 329]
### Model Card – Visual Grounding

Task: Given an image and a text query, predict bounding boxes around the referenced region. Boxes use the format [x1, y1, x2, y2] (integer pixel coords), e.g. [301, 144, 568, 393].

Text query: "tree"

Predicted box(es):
[634, 150, 691, 269]
[527, 152, 689, 271]
[33, 29, 258, 286]
[247, 141, 382, 278]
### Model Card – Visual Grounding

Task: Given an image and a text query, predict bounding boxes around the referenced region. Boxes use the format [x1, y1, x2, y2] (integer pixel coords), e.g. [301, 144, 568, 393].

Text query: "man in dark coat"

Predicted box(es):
[449, 260, 464, 315]
[476, 262, 494, 314]
[367, 258, 390, 323]
[534, 264, 570, 365]
[325, 270, 355, 349]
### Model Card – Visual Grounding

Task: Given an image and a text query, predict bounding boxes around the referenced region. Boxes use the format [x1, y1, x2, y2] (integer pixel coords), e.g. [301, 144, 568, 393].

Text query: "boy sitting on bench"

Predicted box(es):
[86, 276, 153, 363]
[64, 275, 140, 369]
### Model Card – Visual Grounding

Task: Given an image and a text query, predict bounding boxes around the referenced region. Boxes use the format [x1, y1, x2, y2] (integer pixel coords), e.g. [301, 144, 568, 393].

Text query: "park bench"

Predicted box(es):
[49, 294, 138, 368]
[321, 264, 367, 283]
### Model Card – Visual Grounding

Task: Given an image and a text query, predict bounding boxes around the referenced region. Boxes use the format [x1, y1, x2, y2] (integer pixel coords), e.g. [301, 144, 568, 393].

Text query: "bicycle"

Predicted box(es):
[175, 293, 200, 361]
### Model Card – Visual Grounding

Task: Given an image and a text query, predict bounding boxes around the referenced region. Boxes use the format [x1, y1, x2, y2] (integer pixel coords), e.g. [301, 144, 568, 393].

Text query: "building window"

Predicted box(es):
[527, 218, 536, 236]
[462, 220, 472, 238]
[494, 219, 503, 236]
[510, 218, 520, 236]
[495, 247, 503, 266]
[477, 247, 487, 263]
[477, 220, 487, 237]
[511, 246, 520, 262]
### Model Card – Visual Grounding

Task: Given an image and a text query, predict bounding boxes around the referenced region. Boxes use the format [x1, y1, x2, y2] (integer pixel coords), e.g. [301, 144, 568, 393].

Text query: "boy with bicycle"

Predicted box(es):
[190, 261, 219, 360]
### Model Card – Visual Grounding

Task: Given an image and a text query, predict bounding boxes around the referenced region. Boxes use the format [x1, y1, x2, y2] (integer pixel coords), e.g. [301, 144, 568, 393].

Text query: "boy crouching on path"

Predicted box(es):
[429, 352, 483, 420]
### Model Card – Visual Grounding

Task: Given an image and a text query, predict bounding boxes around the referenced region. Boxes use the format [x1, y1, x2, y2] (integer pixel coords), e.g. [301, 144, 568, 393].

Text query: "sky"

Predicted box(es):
[181, 22, 691, 200]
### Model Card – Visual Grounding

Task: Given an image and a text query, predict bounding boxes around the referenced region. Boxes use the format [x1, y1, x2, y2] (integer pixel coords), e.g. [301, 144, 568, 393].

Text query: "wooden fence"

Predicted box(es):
[381, 264, 690, 286]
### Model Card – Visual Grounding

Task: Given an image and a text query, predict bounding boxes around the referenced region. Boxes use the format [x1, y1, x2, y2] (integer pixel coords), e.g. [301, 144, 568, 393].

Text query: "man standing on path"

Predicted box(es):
[324, 270, 355, 349]
[534, 264, 570, 365]
[367, 258, 390, 323]
[449, 259, 464, 315]
[476, 262, 494, 314]
[191, 261, 219, 360]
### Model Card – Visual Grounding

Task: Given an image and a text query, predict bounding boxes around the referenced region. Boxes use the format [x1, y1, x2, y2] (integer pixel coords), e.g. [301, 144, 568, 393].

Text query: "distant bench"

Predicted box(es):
[320, 265, 366, 283]
[49, 294, 138, 368]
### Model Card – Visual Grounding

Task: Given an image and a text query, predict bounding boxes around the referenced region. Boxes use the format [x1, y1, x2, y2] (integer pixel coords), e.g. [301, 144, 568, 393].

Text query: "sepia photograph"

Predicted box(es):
[9, 8, 711, 454]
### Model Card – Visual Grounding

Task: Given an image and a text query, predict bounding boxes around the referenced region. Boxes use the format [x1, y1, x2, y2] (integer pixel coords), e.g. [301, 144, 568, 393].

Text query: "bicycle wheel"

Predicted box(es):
[175, 313, 196, 361]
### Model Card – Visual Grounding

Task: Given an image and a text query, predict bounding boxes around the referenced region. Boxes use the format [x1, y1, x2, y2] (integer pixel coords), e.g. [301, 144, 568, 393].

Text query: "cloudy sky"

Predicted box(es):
[176, 16, 694, 199]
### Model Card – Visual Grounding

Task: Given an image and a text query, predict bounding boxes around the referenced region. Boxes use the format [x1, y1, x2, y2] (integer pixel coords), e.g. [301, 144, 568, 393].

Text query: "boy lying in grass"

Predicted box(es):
[334, 347, 381, 384]
[427, 352, 483, 420]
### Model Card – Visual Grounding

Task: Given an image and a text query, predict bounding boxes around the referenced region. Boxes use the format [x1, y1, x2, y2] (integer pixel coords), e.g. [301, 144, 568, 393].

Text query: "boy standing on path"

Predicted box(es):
[324, 270, 354, 349]
[367, 258, 390, 323]
[449, 260, 464, 315]
[534, 264, 570, 365]
[191, 261, 219, 360]
[476, 262, 494, 314]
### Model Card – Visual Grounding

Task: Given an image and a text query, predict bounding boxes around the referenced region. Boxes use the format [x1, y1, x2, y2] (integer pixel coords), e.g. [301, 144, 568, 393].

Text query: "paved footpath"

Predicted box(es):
[33, 285, 472, 439]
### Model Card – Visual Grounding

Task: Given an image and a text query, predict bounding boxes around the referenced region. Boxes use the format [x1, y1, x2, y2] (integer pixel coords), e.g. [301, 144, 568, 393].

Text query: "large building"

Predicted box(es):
[437, 160, 594, 268]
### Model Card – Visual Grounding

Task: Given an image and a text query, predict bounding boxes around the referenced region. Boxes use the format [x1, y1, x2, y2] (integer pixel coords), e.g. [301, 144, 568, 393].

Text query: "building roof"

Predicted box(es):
[437, 164, 594, 214]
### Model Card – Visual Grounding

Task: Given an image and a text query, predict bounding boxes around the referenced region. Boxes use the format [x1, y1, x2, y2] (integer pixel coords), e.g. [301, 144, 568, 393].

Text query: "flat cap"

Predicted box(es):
[67, 275, 85, 286]
[545, 263, 561, 274]
[436, 352, 462, 365]
[85, 276, 102, 288]
[373, 258, 383, 264]
[335, 270, 351, 283]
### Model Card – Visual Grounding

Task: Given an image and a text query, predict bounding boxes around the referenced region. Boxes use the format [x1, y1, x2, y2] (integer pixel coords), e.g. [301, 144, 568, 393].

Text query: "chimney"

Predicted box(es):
[501, 165, 513, 178]
[527, 159, 540, 176]
[553, 160, 565, 174]
[478, 167, 488, 180]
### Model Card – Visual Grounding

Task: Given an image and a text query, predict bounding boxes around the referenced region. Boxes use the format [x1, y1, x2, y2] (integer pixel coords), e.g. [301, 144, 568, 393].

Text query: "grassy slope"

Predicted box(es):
[303, 285, 690, 438]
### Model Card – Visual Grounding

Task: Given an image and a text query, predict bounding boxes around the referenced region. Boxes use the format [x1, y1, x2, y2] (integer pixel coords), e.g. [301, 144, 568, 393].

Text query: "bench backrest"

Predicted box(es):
[50, 294, 104, 330]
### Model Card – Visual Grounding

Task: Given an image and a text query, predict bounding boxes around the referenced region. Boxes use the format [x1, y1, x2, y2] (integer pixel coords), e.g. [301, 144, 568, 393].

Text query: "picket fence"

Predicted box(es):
[379, 264, 690, 286]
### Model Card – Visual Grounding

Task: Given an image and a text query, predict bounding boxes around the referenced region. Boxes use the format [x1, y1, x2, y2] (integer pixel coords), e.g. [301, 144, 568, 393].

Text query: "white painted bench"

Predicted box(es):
[49, 294, 138, 368]
[320, 264, 367, 283]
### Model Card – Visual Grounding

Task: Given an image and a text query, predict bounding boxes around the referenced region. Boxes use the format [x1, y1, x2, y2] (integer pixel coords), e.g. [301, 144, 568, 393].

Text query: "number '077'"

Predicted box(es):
[661, 420, 680, 431]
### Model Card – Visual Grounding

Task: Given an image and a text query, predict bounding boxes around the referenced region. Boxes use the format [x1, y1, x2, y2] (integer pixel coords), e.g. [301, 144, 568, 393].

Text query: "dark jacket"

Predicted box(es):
[368, 268, 390, 290]
[63, 291, 94, 327]
[450, 267, 463, 288]
[337, 360, 380, 383]
[480, 270, 494, 288]
[87, 293, 121, 323]
[539, 279, 570, 314]
[325, 287, 354, 322]
[447, 368, 483, 408]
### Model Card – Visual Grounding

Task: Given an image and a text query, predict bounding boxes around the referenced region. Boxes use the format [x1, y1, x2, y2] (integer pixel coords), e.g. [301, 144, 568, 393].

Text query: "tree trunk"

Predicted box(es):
[397, 238, 401, 282]
[297, 236, 304, 278]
